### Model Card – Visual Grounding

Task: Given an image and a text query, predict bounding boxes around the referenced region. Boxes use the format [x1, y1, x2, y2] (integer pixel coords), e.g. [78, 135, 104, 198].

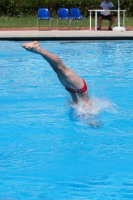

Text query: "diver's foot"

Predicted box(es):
[21, 41, 41, 53]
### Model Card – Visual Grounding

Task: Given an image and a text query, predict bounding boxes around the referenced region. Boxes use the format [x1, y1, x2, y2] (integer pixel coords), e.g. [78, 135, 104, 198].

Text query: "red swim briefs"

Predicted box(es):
[66, 79, 87, 93]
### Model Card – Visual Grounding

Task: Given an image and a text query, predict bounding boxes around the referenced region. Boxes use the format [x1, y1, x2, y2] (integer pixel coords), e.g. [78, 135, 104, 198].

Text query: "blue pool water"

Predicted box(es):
[0, 40, 133, 199]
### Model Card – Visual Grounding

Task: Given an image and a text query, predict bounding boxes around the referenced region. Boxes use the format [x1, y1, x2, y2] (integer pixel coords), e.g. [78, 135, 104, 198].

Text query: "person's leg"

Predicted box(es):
[108, 15, 115, 29]
[69, 92, 78, 103]
[97, 15, 103, 30]
[22, 41, 92, 108]
[21, 41, 85, 92]
[22, 41, 66, 73]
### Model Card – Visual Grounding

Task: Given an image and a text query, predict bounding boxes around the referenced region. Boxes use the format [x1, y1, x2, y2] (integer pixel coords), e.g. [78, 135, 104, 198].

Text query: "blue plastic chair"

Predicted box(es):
[37, 8, 52, 30]
[70, 8, 86, 29]
[57, 8, 72, 29]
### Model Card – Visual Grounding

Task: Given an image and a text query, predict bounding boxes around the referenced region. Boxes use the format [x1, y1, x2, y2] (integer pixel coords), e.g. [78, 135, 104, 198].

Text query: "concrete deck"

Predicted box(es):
[0, 28, 133, 40]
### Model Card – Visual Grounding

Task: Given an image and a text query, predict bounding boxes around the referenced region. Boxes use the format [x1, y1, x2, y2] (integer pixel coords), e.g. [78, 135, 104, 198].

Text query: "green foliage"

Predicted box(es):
[0, 0, 132, 17]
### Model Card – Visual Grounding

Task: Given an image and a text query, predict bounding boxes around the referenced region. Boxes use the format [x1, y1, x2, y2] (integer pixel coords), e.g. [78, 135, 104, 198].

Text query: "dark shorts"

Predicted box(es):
[98, 14, 113, 21]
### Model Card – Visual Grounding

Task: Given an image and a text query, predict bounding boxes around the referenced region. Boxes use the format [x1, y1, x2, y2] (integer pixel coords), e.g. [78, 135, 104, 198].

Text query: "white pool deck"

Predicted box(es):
[0, 28, 133, 40]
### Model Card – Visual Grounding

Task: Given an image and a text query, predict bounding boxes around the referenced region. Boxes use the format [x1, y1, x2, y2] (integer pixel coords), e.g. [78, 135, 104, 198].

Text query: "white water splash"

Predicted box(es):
[90, 96, 117, 115]
[71, 96, 116, 116]
[69, 96, 117, 128]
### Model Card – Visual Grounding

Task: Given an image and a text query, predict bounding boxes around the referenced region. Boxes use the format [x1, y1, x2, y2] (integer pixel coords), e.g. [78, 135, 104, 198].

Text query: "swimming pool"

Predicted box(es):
[0, 40, 133, 199]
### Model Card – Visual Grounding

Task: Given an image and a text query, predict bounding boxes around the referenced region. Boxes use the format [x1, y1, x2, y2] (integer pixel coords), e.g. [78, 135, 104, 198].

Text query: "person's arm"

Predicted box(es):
[99, 6, 103, 9]
[109, 2, 116, 10]
[99, 2, 104, 9]
[109, 6, 115, 10]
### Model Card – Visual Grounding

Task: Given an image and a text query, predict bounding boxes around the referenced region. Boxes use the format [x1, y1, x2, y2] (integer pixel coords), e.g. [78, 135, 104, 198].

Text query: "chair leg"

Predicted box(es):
[69, 19, 71, 29]
[72, 20, 74, 29]
[57, 19, 58, 30]
[57, 19, 61, 30]
[73, 20, 76, 29]
[49, 19, 52, 30]
[80, 20, 82, 29]
[38, 20, 40, 30]
[37, 19, 39, 30]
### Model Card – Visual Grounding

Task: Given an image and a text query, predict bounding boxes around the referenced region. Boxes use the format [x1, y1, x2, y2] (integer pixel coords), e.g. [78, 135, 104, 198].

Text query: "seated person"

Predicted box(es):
[97, 0, 115, 30]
